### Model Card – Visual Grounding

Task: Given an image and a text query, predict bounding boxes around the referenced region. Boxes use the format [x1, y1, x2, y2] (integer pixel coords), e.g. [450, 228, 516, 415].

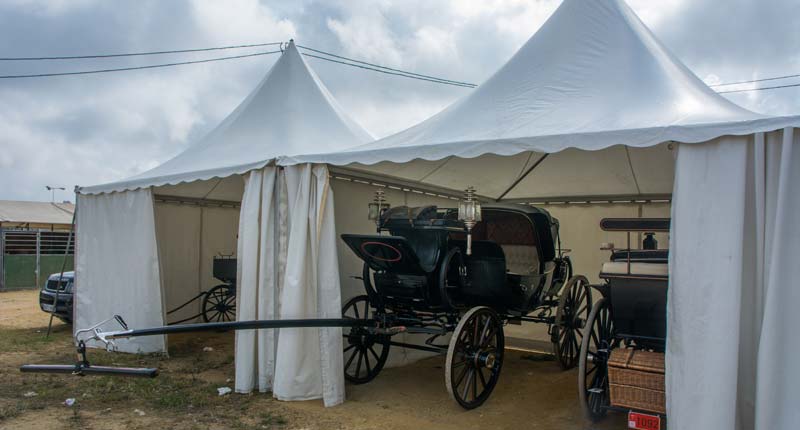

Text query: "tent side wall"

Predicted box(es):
[75, 188, 165, 353]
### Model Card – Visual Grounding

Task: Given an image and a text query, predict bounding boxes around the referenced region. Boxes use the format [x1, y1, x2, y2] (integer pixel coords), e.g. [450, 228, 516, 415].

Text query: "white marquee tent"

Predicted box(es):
[76, 41, 373, 404]
[76, 0, 799, 427]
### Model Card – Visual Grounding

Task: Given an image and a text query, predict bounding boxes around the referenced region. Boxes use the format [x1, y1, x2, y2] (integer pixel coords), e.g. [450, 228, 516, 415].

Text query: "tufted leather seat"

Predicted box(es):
[500, 244, 539, 275]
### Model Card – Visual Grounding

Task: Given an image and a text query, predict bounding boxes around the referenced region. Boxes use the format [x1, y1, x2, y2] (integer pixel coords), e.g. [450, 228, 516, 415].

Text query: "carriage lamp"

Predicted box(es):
[458, 186, 482, 255]
[368, 189, 390, 227]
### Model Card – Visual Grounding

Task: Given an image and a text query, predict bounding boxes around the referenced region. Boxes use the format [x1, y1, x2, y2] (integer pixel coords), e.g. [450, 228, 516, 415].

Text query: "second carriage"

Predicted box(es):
[340, 197, 592, 409]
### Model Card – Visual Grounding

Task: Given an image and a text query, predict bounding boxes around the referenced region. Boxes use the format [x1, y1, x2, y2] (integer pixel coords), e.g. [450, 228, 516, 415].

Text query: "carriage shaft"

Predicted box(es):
[101, 318, 370, 340]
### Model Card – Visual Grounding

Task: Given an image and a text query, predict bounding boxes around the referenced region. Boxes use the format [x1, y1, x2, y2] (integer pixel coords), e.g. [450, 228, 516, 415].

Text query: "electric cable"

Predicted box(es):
[0, 50, 282, 79]
[0, 42, 283, 61]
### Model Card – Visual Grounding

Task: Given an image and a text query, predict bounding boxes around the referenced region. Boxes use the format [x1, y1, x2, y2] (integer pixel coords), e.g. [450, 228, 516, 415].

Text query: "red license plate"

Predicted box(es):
[628, 411, 661, 430]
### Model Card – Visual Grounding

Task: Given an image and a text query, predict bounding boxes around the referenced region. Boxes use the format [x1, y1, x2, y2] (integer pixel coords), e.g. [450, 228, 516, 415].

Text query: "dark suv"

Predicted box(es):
[39, 271, 74, 324]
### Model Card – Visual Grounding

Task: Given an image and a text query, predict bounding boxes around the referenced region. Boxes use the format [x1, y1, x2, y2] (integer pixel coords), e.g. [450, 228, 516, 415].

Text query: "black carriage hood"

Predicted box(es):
[480, 203, 559, 262]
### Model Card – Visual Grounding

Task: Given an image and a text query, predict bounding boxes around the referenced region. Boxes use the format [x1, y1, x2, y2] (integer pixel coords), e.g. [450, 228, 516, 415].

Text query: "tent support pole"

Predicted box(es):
[495, 153, 549, 201]
[328, 166, 480, 200]
[501, 193, 672, 205]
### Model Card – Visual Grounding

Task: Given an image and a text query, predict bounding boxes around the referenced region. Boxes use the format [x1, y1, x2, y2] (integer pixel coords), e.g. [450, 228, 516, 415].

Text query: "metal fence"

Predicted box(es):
[0, 229, 74, 290]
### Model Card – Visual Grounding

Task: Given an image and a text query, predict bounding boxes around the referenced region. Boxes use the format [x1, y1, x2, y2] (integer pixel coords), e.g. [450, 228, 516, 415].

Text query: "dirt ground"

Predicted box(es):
[0, 290, 627, 430]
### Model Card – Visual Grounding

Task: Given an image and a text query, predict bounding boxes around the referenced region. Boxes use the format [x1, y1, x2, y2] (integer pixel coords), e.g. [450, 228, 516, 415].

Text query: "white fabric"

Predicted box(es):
[80, 41, 373, 195]
[668, 128, 800, 429]
[273, 164, 344, 406]
[279, 0, 800, 201]
[600, 261, 668, 276]
[75, 189, 165, 353]
[154, 204, 201, 324]
[235, 168, 279, 393]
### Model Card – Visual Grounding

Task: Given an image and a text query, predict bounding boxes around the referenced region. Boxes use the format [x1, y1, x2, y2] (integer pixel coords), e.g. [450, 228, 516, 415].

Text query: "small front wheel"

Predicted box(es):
[342, 295, 390, 384]
[445, 306, 504, 409]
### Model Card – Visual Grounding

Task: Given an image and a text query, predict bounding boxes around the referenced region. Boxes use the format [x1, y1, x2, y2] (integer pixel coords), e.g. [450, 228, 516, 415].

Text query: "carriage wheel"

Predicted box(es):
[578, 297, 615, 421]
[445, 306, 504, 409]
[202, 284, 236, 323]
[342, 295, 390, 384]
[553, 275, 592, 369]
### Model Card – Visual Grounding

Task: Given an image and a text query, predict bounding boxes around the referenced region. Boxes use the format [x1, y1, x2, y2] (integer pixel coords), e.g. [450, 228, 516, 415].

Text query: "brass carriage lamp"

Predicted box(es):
[368, 189, 390, 228]
[458, 186, 482, 255]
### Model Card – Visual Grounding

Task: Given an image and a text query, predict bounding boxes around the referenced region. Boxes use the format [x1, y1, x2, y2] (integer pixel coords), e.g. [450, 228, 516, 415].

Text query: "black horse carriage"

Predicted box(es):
[578, 218, 669, 428]
[340, 201, 592, 408]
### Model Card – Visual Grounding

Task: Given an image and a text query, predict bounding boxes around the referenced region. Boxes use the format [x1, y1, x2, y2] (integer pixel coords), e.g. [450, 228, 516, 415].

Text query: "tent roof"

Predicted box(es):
[281, 0, 800, 200]
[81, 41, 373, 195]
[0, 200, 75, 228]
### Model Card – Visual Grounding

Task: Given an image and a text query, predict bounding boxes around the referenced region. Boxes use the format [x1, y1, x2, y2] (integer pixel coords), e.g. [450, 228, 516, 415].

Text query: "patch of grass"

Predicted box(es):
[0, 327, 68, 352]
[1, 322, 257, 427]
[258, 411, 288, 428]
[0, 402, 23, 421]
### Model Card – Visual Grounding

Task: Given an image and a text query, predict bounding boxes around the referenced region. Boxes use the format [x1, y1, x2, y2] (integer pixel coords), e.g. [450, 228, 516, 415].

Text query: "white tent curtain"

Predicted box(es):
[668, 127, 800, 429]
[75, 188, 164, 353]
[234, 167, 279, 393]
[235, 164, 344, 407]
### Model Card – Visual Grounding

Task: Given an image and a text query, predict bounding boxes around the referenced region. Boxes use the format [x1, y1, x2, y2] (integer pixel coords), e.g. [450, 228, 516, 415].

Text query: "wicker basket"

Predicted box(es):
[608, 349, 665, 414]
[609, 384, 666, 415]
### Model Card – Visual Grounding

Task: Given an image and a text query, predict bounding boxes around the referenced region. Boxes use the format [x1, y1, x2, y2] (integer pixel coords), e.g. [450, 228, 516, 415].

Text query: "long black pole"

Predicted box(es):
[105, 318, 367, 339]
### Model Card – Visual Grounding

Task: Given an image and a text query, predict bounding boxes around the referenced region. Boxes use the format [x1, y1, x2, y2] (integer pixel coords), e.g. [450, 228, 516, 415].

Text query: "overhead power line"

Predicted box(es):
[301, 52, 476, 88]
[297, 45, 476, 88]
[0, 40, 797, 94]
[716, 82, 800, 94]
[0, 50, 282, 79]
[710, 73, 800, 87]
[0, 42, 283, 61]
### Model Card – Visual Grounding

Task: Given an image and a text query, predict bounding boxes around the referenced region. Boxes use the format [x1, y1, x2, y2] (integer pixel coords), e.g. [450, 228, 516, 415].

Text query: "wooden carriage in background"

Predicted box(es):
[578, 218, 670, 429]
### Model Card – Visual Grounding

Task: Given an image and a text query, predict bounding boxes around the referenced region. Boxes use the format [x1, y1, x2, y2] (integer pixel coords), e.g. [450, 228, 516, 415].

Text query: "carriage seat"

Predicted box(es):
[500, 244, 539, 275]
[600, 261, 668, 278]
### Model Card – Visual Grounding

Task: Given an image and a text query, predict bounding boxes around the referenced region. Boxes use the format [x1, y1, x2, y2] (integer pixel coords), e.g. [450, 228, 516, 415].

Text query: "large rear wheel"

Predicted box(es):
[553, 275, 592, 369]
[342, 295, 390, 384]
[445, 306, 504, 409]
[578, 297, 615, 421]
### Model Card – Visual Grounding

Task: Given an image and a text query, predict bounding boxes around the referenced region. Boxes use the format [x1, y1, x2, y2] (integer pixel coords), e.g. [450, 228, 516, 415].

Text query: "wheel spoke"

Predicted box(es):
[345, 348, 358, 371]
[477, 367, 487, 390]
[355, 348, 364, 378]
[462, 369, 474, 401]
[472, 369, 478, 400]
[364, 350, 372, 376]
[454, 364, 470, 389]
[368, 345, 381, 362]
[478, 316, 492, 346]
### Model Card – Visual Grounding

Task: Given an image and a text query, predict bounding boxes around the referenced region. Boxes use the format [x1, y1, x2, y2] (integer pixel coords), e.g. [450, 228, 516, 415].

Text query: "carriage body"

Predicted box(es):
[340, 202, 590, 409]
[342, 203, 569, 315]
[579, 218, 670, 423]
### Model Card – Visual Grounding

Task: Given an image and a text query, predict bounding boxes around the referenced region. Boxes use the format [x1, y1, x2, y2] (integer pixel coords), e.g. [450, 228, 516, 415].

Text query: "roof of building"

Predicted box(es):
[0, 200, 75, 229]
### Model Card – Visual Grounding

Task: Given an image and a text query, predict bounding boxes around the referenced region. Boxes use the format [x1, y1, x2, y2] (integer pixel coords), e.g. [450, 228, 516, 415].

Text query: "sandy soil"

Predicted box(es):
[0, 290, 627, 430]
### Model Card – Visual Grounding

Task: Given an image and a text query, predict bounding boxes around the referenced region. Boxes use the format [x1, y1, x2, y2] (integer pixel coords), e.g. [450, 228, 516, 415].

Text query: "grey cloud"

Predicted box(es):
[0, 0, 797, 202]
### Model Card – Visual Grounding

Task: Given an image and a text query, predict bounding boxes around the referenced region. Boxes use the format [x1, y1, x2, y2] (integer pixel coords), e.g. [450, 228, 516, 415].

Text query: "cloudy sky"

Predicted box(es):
[1, 0, 798, 202]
